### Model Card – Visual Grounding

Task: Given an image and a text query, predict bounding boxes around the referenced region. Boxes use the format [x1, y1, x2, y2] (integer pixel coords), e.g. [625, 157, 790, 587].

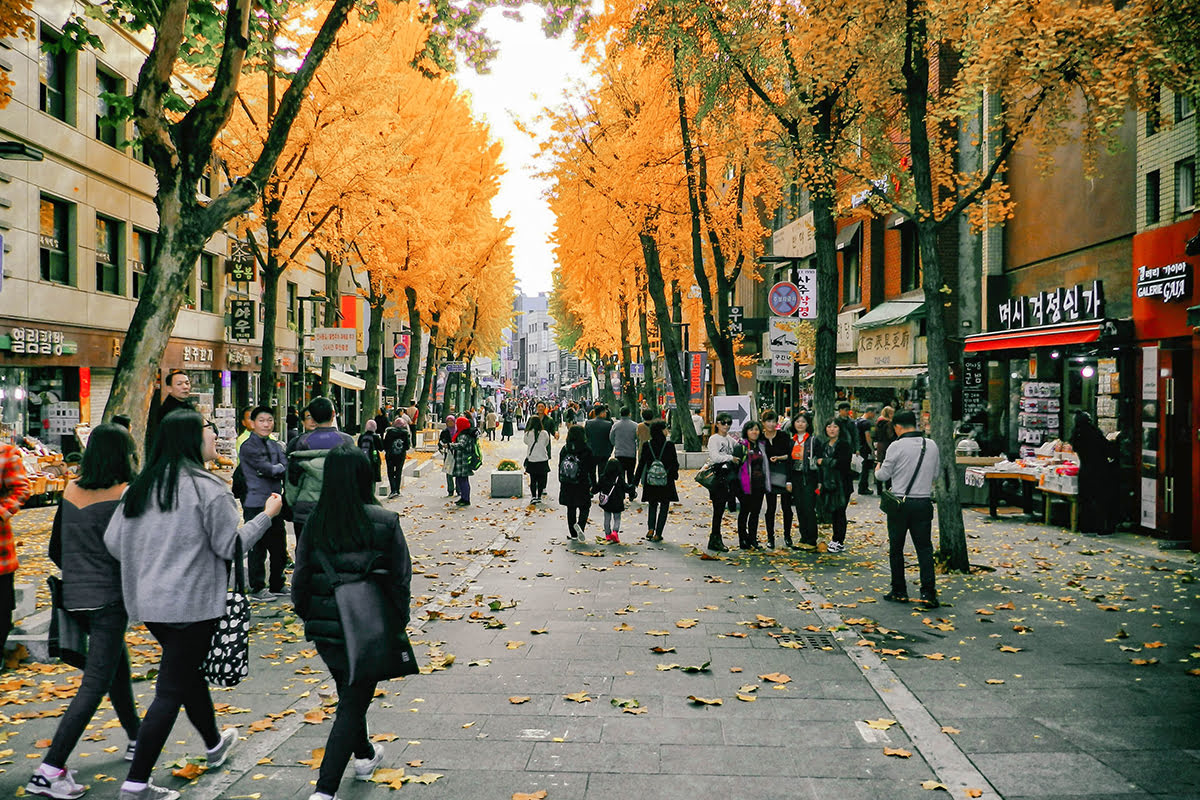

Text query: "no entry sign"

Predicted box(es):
[769, 281, 801, 316]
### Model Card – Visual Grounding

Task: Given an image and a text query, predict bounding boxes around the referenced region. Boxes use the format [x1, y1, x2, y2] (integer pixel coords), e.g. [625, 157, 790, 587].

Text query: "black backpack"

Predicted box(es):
[231, 462, 248, 502]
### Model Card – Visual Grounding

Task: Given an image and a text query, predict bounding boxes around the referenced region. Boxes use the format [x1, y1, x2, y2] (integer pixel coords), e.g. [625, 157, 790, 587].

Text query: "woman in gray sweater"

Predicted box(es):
[104, 410, 282, 800]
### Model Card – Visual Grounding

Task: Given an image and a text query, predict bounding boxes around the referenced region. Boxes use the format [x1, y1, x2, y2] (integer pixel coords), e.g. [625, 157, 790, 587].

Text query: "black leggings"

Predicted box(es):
[316, 675, 378, 795]
[527, 462, 549, 498]
[737, 490, 765, 548]
[386, 455, 405, 493]
[647, 501, 670, 537]
[566, 502, 590, 534]
[128, 620, 220, 782]
[764, 488, 793, 544]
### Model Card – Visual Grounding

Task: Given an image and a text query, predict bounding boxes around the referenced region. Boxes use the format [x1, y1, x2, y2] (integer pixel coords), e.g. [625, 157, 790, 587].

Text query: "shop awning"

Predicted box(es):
[963, 321, 1102, 353]
[308, 367, 366, 391]
[854, 297, 925, 329]
[835, 221, 862, 251]
[835, 365, 927, 388]
[884, 212, 908, 229]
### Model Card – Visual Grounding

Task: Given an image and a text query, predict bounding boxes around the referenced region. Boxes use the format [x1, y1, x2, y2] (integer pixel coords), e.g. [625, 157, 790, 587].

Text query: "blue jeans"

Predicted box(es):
[44, 603, 140, 768]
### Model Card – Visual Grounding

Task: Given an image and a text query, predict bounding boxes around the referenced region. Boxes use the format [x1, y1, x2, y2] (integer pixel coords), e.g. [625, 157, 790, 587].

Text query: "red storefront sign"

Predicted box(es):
[1131, 216, 1200, 340]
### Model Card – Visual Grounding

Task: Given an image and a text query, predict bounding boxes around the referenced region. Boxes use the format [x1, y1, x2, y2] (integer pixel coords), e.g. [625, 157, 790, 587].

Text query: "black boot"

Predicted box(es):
[708, 534, 728, 552]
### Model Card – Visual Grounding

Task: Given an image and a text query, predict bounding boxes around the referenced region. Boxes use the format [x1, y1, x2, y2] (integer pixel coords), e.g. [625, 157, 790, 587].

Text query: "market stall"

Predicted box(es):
[964, 442, 1081, 529]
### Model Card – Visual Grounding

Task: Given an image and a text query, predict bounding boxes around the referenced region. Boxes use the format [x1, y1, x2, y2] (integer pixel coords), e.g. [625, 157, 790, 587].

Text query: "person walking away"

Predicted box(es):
[584, 405, 614, 486]
[704, 413, 741, 552]
[735, 421, 769, 550]
[759, 410, 793, 549]
[523, 416, 553, 503]
[104, 410, 283, 800]
[594, 458, 629, 544]
[240, 407, 288, 601]
[285, 406, 301, 444]
[291, 446, 412, 800]
[636, 409, 654, 453]
[873, 406, 896, 489]
[557, 426, 594, 541]
[691, 409, 704, 441]
[382, 419, 411, 499]
[857, 408, 878, 495]
[608, 407, 639, 487]
[875, 410, 940, 607]
[634, 420, 679, 542]
[28, 425, 136, 800]
[437, 416, 457, 497]
[372, 409, 390, 437]
[286, 398, 355, 543]
[786, 413, 823, 550]
[356, 420, 383, 486]
[485, 409, 498, 441]
[817, 417, 853, 553]
[448, 417, 481, 507]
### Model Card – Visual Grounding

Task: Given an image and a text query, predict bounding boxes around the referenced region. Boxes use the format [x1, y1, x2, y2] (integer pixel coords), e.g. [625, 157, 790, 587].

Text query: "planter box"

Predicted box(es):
[678, 451, 708, 470]
[490, 470, 524, 498]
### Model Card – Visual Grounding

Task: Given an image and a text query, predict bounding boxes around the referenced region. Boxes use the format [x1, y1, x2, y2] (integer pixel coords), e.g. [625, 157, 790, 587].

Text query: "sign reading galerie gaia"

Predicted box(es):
[1135, 261, 1191, 304]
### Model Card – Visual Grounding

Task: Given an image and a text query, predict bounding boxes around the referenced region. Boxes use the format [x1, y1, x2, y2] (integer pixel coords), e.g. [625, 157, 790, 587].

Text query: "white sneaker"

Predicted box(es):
[572, 523, 584, 539]
[124, 741, 136, 761]
[205, 728, 238, 768]
[26, 769, 87, 799]
[352, 743, 384, 781]
[307, 794, 337, 800]
[827, 541, 845, 553]
[117, 782, 179, 800]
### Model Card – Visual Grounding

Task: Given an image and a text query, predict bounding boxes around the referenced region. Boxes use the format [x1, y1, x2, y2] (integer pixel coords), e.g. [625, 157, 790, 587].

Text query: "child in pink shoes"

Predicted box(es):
[595, 458, 629, 544]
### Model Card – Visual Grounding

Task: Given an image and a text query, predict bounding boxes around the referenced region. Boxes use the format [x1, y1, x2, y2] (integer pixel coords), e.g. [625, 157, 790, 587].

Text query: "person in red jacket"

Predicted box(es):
[0, 441, 32, 662]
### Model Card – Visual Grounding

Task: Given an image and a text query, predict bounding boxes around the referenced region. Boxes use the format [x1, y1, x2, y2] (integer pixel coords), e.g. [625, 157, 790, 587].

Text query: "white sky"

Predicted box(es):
[454, 7, 599, 295]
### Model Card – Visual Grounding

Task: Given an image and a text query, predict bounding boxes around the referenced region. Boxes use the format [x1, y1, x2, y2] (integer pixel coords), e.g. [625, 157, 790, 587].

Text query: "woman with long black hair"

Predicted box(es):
[292, 446, 412, 800]
[704, 413, 740, 552]
[786, 412, 823, 550]
[634, 420, 679, 542]
[104, 411, 282, 800]
[735, 421, 769, 549]
[557, 425, 594, 541]
[523, 415, 552, 502]
[28, 424, 141, 800]
[817, 416, 854, 553]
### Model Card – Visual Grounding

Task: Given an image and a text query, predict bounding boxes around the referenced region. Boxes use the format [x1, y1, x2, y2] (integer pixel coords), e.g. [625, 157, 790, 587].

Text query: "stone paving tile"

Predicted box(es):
[972, 752, 1143, 796]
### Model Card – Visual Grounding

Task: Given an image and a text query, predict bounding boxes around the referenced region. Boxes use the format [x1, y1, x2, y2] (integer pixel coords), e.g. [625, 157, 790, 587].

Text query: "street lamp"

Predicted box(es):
[296, 294, 329, 406]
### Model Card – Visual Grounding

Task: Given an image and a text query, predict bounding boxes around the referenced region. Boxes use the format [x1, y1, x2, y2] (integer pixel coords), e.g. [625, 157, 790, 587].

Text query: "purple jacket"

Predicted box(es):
[738, 439, 771, 494]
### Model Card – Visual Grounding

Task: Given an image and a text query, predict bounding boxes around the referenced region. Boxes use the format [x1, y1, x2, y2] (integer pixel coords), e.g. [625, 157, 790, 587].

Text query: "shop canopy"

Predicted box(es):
[963, 321, 1102, 353]
[308, 367, 366, 391]
[835, 221, 862, 251]
[835, 365, 927, 389]
[853, 296, 926, 329]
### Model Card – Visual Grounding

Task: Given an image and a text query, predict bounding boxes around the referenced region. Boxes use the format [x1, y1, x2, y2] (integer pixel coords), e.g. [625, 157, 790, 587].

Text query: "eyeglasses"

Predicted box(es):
[204, 421, 219, 434]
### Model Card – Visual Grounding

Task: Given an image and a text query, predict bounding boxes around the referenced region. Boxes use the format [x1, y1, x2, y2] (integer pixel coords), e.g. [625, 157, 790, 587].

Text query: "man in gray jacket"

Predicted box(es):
[609, 407, 639, 486]
[240, 406, 288, 600]
[875, 410, 940, 608]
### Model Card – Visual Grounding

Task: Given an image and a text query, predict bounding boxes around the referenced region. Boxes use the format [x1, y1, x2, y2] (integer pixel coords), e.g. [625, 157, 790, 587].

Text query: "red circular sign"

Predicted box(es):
[768, 281, 801, 316]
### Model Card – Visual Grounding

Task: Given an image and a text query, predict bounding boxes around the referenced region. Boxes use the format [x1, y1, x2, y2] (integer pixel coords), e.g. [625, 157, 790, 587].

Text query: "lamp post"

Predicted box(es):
[296, 294, 328, 406]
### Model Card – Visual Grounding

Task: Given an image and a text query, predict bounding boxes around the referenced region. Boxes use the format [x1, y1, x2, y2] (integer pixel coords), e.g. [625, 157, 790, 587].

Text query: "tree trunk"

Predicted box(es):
[810, 185, 839, 427]
[363, 286, 385, 421]
[637, 290, 658, 415]
[415, 313, 440, 419]
[398, 286, 422, 406]
[903, 0, 969, 572]
[619, 304, 637, 412]
[640, 232, 701, 452]
[318, 250, 342, 399]
[599, 358, 618, 408]
[256, 261, 283, 409]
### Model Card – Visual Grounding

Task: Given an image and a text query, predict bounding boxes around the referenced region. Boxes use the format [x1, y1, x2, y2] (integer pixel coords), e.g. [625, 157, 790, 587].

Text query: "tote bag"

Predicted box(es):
[203, 538, 251, 687]
[46, 575, 87, 669]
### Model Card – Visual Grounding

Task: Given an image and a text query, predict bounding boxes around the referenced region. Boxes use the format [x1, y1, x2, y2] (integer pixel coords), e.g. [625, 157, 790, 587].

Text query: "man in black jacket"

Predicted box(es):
[584, 405, 614, 486]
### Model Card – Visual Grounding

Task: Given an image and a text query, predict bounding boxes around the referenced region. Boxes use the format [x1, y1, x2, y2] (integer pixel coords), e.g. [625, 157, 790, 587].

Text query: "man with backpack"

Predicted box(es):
[584, 405, 614, 487]
[238, 406, 289, 600]
[382, 418, 411, 498]
[286, 398, 355, 540]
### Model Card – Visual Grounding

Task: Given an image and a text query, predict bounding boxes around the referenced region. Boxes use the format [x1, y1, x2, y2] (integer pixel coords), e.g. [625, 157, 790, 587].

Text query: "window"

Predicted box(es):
[198, 253, 216, 312]
[900, 224, 921, 292]
[96, 67, 124, 147]
[131, 124, 152, 166]
[197, 173, 212, 200]
[842, 239, 862, 305]
[39, 26, 71, 123]
[39, 196, 72, 285]
[131, 228, 154, 299]
[1177, 158, 1196, 214]
[1145, 170, 1161, 224]
[1146, 85, 1161, 136]
[1176, 93, 1195, 122]
[287, 281, 298, 325]
[95, 216, 121, 294]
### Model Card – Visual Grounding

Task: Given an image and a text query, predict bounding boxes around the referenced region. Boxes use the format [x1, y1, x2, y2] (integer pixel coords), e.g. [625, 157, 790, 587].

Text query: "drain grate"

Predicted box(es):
[775, 632, 837, 650]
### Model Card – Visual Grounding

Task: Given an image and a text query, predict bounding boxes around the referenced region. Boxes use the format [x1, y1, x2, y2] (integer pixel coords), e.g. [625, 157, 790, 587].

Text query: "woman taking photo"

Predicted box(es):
[523, 415, 553, 502]
[292, 446, 412, 800]
[704, 413, 740, 552]
[785, 412, 823, 550]
[818, 416, 853, 553]
[736, 421, 770, 550]
[28, 425, 142, 800]
[557, 425, 594, 541]
[634, 420, 679, 542]
[105, 411, 282, 800]
[760, 410, 793, 549]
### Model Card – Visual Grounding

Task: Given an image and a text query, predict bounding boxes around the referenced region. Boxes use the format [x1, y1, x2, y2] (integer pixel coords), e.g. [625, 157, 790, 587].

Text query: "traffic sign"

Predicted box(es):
[728, 305, 744, 335]
[768, 281, 801, 316]
[446, 361, 466, 373]
[630, 363, 645, 378]
[768, 317, 799, 352]
[712, 395, 753, 435]
[393, 334, 410, 360]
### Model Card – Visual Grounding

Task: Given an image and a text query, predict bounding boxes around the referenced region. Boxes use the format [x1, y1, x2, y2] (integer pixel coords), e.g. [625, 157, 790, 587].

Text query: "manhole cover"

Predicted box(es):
[775, 632, 837, 649]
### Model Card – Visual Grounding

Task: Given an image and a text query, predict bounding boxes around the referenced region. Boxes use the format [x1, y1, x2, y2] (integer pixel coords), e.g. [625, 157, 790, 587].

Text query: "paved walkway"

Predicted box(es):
[1, 437, 1198, 799]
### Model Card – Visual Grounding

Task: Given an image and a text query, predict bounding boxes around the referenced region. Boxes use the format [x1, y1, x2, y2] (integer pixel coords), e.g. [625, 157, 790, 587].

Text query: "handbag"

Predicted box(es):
[769, 465, 787, 490]
[696, 462, 717, 490]
[46, 575, 87, 669]
[879, 438, 926, 516]
[203, 538, 251, 687]
[850, 453, 864, 473]
[314, 550, 418, 685]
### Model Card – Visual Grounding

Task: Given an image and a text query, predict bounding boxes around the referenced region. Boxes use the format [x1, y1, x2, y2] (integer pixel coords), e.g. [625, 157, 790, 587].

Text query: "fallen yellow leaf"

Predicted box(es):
[686, 695, 722, 705]
[758, 672, 791, 684]
[509, 696, 531, 704]
[941, 726, 961, 734]
[985, 679, 1005, 685]
[883, 747, 912, 758]
[645, 630, 670, 636]
[864, 718, 897, 731]
[506, 641, 525, 650]
[513, 792, 548, 800]
[564, 691, 591, 703]
[920, 779, 947, 790]
[298, 748, 325, 769]
[172, 762, 206, 780]
[675, 619, 698, 629]
[998, 645, 1022, 653]
[735, 693, 757, 702]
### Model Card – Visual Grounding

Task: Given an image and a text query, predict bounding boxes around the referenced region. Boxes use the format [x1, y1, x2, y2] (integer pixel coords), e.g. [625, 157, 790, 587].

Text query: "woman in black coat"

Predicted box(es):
[817, 416, 854, 553]
[557, 425, 595, 541]
[634, 420, 679, 542]
[292, 446, 412, 800]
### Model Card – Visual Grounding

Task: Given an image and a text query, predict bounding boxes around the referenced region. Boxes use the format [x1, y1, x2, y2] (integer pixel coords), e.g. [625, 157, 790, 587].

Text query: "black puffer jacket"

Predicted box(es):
[291, 505, 412, 676]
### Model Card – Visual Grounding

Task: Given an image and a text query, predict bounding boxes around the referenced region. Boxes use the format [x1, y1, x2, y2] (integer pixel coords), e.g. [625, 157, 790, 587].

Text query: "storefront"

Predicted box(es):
[1130, 215, 1200, 549]
[963, 280, 1136, 523]
[842, 298, 928, 411]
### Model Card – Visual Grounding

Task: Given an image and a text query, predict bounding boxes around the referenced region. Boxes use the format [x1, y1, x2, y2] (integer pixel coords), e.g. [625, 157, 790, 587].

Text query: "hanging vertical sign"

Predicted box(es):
[230, 299, 256, 341]
[688, 352, 707, 404]
[227, 239, 255, 282]
[795, 268, 817, 320]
